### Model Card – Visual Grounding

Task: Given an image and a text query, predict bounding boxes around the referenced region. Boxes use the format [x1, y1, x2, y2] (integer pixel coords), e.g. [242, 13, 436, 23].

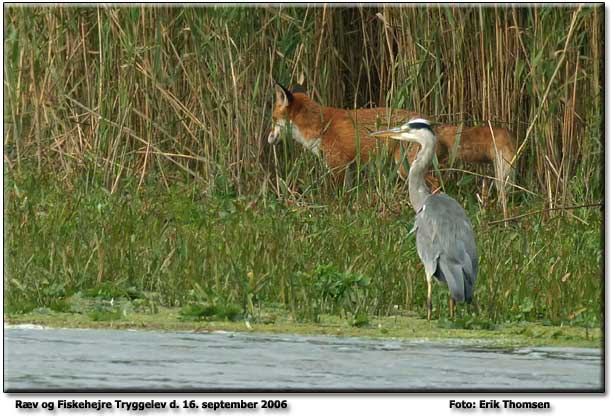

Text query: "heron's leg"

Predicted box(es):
[426, 275, 433, 321]
[449, 298, 455, 320]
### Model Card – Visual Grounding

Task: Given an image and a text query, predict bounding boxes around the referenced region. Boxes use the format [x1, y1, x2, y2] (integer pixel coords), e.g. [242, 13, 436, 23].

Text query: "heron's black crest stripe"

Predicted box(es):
[409, 122, 435, 135]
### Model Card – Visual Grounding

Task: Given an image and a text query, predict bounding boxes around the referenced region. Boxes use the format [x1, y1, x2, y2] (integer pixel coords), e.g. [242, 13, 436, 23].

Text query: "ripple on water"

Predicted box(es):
[3, 327, 603, 391]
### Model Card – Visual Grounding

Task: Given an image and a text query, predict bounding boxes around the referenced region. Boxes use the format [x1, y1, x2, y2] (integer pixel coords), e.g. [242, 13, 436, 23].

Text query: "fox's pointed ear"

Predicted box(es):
[273, 80, 293, 107]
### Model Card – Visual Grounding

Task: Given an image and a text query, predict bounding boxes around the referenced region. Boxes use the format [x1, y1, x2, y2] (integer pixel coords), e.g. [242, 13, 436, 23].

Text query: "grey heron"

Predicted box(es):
[370, 117, 478, 321]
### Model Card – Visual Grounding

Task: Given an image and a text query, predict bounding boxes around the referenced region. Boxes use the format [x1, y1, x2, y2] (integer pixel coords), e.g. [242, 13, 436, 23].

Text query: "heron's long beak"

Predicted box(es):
[369, 126, 410, 141]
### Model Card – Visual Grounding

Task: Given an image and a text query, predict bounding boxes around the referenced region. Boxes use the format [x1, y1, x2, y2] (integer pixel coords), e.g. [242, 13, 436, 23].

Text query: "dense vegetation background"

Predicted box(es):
[4, 5, 603, 327]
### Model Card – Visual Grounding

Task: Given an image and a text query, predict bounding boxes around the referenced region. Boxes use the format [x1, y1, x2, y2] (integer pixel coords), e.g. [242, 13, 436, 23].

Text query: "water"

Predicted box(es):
[4, 326, 602, 391]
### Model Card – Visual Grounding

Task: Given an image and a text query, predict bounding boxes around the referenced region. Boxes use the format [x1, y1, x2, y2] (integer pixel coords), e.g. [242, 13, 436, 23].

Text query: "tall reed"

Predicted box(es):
[3, 5, 603, 207]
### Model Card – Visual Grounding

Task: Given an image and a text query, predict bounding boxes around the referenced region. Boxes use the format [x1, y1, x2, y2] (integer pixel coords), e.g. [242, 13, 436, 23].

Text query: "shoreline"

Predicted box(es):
[4, 308, 602, 349]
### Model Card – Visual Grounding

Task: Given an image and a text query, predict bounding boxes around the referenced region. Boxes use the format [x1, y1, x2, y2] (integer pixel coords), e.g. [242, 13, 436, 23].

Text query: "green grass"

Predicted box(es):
[2, 5, 604, 342]
[4, 303, 602, 349]
[4, 169, 603, 331]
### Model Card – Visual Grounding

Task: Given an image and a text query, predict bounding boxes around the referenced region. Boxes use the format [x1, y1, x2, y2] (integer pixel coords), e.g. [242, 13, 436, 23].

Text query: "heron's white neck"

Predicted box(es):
[408, 135, 435, 213]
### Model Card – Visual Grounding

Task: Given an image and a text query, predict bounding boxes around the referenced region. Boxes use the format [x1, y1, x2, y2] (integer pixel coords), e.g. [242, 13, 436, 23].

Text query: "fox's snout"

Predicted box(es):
[267, 124, 281, 145]
[267, 131, 278, 144]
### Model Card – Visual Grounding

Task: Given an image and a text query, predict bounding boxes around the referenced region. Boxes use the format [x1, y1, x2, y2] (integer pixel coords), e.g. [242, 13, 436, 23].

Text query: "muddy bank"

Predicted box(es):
[4, 305, 601, 349]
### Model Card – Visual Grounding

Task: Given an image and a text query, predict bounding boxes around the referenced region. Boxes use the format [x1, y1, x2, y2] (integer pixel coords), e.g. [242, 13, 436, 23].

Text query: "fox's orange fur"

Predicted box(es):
[268, 84, 516, 211]
[268, 86, 415, 173]
[432, 124, 516, 213]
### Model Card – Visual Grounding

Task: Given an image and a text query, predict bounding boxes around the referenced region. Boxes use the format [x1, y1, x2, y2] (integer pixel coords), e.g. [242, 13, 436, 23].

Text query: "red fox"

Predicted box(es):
[267, 82, 515, 214]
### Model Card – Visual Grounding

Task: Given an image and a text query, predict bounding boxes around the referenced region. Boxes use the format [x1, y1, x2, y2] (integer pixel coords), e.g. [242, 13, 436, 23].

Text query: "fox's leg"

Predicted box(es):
[328, 163, 345, 184]
[481, 176, 490, 209]
[324, 152, 351, 189]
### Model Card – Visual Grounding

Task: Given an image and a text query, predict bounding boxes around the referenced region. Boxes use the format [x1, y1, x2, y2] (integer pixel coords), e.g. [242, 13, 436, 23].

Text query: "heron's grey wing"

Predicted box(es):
[414, 194, 478, 302]
[413, 211, 439, 279]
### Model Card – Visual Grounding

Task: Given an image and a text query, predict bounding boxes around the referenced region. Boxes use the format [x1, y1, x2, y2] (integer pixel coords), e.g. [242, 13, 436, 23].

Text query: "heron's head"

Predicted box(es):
[369, 117, 436, 147]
